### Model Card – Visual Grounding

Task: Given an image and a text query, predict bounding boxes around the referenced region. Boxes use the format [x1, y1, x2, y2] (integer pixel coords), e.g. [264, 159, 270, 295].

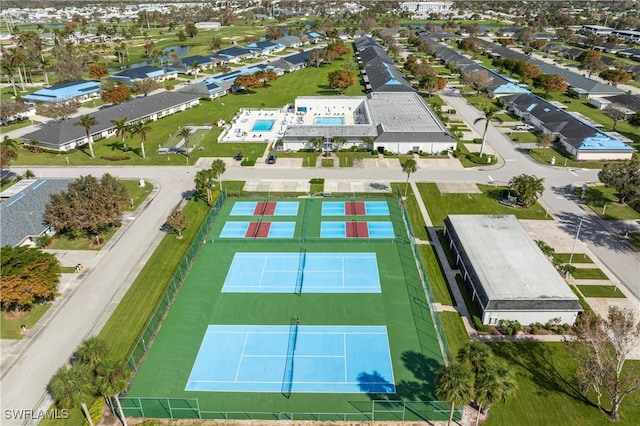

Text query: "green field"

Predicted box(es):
[576, 285, 626, 299]
[123, 196, 450, 420]
[1, 303, 51, 339]
[576, 186, 640, 221]
[571, 268, 609, 280]
[416, 183, 549, 226]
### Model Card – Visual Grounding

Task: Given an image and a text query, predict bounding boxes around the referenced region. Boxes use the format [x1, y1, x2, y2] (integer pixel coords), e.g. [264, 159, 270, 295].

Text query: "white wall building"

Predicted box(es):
[400, 1, 453, 19]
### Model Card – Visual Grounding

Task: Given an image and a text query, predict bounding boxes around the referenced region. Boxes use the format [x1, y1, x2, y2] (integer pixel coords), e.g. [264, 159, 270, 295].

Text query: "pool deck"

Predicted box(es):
[218, 107, 362, 143]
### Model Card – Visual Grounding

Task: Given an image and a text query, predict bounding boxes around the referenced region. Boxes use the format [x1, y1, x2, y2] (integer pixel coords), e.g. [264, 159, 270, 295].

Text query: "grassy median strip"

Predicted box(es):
[98, 198, 211, 361]
[571, 268, 609, 280]
[576, 285, 626, 299]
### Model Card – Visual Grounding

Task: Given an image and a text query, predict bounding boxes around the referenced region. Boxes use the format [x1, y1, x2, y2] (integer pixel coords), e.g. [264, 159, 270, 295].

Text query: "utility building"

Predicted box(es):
[443, 215, 582, 326]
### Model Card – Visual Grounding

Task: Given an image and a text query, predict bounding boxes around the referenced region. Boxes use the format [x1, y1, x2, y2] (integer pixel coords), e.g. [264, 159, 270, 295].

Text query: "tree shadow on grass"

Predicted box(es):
[489, 342, 595, 408]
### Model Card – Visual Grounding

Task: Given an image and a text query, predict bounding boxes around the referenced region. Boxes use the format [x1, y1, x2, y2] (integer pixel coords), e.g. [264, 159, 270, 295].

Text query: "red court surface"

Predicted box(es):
[246, 222, 272, 237]
[345, 222, 369, 238]
[345, 202, 366, 216]
[254, 202, 277, 216]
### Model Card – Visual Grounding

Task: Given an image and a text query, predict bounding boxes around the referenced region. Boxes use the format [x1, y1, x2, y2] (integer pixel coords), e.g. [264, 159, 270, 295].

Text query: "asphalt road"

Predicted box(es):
[1, 94, 638, 424]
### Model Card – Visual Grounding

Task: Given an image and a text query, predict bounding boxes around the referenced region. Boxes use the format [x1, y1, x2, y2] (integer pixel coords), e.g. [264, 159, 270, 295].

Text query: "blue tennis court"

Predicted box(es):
[321, 201, 389, 216]
[320, 222, 395, 238]
[230, 201, 299, 216]
[219, 222, 295, 238]
[185, 325, 395, 393]
[222, 252, 380, 293]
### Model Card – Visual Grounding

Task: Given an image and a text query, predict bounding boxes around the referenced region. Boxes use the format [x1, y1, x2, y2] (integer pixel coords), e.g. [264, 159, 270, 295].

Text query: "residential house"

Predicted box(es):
[23, 80, 101, 104]
[108, 65, 177, 86]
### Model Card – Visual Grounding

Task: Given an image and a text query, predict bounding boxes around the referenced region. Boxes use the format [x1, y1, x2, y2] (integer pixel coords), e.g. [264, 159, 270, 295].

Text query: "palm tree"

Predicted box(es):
[435, 363, 474, 426]
[177, 126, 193, 148]
[190, 60, 200, 80]
[95, 359, 130, 426]
[474, 361, 517, 425]
[402, 158, 418, 197]
[75, 115, 99, 159]
[195, 168, 216, 205]
[128, 121, 152, 159]
[49, 364, 96, 426]
[1, 136, 20, 169]
[39, 54, 50, 86]
[473, 108, 503, 157]
[76, 336, 108, 369]
[457, 341, 490, 377]
[508, 174, 545, 207]
[211, 159, 226, 193]
[111, 117, 129, 151]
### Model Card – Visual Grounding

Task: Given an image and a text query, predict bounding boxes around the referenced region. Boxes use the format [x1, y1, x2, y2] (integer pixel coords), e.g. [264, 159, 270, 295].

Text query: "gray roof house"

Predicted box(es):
[1, 179, 73, 247]
[108, 65, 178, 86]
[21, 92, 201, 152]
[504, 93, 635, 160]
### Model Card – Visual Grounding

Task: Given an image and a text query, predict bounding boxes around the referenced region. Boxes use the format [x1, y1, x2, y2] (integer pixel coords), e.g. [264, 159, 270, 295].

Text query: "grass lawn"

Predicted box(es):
[457, 143, 498, 167]
[576, 285, 627, 298]
[419, 245, 455, 306]
[508, 131, 538, 143]
[1, 303, 51, 339]
[575, 186, 640, 221]
[122, 180, 154, 211]
[486, 343, 640, 426]
[416, 183, 549, 226]
[336, 151, 376, 167]
[571, 268, 609, 280]
[391, 183, 428, 240]
[13, 49, 364, 167]
[629, 232, 640, 250]
[436, 230, 457, 269]
[438, 311, 468, 357]
[494, 113, 519, 122]
[321, 158, 334, 167]
[528, 147, 607, 169]
[49, 226, 118, 250]
[2, 119, 39, 132]
[553, 253, 593, 264]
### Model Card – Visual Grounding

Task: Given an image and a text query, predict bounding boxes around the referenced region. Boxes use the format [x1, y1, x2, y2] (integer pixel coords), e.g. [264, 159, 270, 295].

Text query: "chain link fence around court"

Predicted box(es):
[397, 189, 452, 364]
[117, 397, 459, 422]
[124, 192, 227, 376]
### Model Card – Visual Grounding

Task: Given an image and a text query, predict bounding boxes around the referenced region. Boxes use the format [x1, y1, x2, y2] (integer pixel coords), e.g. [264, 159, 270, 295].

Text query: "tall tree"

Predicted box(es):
[598, 159, 640, 204]
[578, 50, 607, 78]
[1, 135, 20, 168]
[128, 121, 152, 159]
[166, 208, 189, 238]
[533, 74, 568, 97]
[74, 114, 98, 159]
[194, 168, 216, 206]
[76, 337, 108, 369]
[473, 108, 503, 157]
[508, 174, 545, 207]
[49, 364, 95, 426]
[402, 158, 418, 197]
[177, 126, 193, 148]
[604, 104, 626, 131]
[537, 132, 553, 157]
[44, 174, 128, 241]
[327, 69, 356, 94]
[95, 360, 129, 426]
[474, 360, 517, 419]
[110, 117, 128, 150]
[435, 363, 474, 426]
[599, 69, 632, 87]
[0, 246, 61, 312]
[190, 61, 200, 80]
[571, 306, 640, 421]
[211, 159, 226, 193]
[629, 111, 640, 128]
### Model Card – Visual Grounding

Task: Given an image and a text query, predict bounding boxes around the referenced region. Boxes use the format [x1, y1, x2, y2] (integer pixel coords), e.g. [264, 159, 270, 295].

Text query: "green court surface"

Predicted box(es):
[123, 196, 450, 421]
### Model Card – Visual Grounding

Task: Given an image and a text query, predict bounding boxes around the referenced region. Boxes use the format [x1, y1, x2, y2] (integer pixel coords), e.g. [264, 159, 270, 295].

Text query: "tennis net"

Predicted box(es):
[281, 317, 299, 397]
[295, 247, 306, 294]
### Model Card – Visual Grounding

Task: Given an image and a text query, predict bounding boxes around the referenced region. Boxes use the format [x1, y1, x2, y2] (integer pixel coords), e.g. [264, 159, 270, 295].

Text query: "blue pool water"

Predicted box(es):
[315, 117, 345, 125]
[252, 120, 275, 131]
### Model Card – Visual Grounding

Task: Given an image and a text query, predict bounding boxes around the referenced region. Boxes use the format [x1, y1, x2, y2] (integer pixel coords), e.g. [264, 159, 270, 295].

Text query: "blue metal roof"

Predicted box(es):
[23, 80, 100, 103]
[579, 133, 636, 151]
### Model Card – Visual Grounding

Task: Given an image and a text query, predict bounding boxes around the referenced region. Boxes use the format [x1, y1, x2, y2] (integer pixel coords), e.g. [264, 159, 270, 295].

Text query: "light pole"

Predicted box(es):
[568, 217, 584, 264]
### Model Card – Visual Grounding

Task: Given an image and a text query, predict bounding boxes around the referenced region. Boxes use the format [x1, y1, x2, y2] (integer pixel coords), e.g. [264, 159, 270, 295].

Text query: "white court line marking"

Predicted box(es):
[234, 333, 249, 382]
[342, 257, 346, 288]
[344, 333, 348, 382]
[258, 256, 268, 288]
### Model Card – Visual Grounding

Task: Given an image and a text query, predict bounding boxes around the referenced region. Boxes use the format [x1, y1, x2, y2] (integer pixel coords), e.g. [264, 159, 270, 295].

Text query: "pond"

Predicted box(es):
[108, 45, 191, 71]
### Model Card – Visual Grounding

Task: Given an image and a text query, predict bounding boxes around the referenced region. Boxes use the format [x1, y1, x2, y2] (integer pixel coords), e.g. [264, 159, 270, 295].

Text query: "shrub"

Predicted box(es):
[100, 155, 131, 161]
[165, 85, 175, 91]
[36, 234, 53, 249]
[473, 138, 483, 144]
[137, 421, 158, 426]
[498, 319, 522, 335]
[544, 322, 553, 331]
[531, 325, 539, 335]
[473, 317, 491, 333]
[82, 398, 103, 426]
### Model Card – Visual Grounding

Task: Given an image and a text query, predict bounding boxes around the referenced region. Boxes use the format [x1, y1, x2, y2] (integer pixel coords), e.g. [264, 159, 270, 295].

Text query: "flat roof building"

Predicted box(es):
[443, 215, 582, 326]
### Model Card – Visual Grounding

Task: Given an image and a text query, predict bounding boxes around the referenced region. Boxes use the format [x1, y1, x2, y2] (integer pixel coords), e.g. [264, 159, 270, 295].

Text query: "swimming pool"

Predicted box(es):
[315, 117, 345, 125]
[252, 120, 275, 131]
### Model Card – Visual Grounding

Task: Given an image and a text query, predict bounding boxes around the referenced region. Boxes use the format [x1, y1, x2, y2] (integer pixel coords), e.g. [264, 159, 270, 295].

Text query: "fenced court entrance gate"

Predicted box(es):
[117, 397, 460, 422]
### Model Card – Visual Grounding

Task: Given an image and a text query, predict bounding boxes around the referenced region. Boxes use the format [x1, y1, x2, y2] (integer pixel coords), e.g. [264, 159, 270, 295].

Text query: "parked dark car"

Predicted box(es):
[233, 152, 244, 161]
[266, 154, 277, 164]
